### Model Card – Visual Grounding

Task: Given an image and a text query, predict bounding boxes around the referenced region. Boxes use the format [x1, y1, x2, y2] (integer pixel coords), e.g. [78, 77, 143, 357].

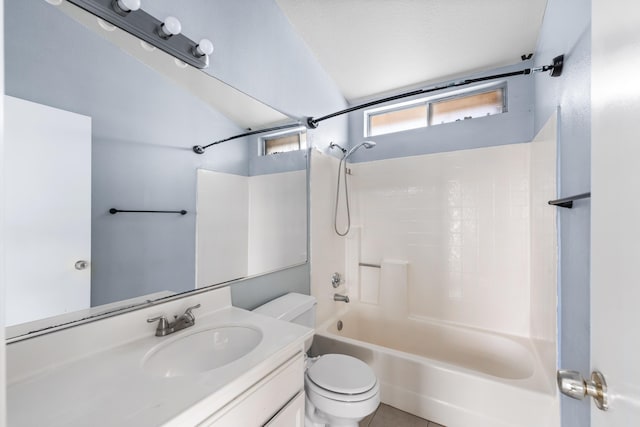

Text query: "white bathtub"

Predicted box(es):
[311, 304, 559, 427]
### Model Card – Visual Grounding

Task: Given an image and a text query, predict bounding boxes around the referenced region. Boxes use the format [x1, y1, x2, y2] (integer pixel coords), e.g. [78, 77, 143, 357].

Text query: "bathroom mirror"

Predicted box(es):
[4, 0, 307, 339]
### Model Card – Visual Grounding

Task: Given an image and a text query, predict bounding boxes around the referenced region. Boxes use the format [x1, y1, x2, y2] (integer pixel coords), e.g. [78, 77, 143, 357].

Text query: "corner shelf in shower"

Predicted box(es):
[548, 192, 591, 208]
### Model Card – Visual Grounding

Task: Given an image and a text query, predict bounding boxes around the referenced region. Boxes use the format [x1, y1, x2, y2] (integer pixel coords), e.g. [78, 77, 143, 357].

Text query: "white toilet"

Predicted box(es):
[253, 293, 380, 427]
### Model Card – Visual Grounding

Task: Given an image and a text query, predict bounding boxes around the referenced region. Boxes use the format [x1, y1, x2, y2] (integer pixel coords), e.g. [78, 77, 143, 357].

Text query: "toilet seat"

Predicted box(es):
[305, 354, 378, 402]
[305, 374, 379, 402]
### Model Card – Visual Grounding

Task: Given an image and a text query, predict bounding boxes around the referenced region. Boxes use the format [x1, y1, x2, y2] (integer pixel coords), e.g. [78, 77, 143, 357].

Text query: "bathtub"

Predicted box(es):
[310, 304, 559, 427]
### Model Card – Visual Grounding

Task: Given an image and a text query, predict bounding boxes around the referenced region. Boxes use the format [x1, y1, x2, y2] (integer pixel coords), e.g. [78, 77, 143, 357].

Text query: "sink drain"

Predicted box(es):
[337, 320, 343, 331]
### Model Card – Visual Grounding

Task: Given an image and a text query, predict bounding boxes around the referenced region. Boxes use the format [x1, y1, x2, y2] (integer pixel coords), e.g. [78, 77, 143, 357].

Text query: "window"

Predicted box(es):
[364, 85, 506, 137]
[369, 104, 427, 136]
[429, 88, 505, 126]
[261, 128, 307, 155]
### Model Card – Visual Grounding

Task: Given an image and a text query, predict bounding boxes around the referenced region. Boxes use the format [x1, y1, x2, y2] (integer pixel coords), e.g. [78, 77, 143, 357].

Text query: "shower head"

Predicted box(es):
[345, 140, 377, 159]
[362, 141, 377, 149]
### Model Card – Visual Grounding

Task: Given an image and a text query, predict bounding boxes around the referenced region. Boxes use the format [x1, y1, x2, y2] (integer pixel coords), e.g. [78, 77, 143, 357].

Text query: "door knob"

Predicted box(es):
[557, 369, 608, 410]
[75, 260, 89, 270]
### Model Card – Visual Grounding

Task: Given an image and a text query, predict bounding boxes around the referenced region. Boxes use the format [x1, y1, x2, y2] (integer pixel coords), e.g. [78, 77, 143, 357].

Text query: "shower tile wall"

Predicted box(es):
[530, 115, 558, 344]
[351, 144, 532, 337]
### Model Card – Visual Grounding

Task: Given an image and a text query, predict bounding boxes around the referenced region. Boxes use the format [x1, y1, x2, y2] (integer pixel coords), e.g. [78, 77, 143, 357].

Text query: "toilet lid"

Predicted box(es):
[307, 354, 377, 394]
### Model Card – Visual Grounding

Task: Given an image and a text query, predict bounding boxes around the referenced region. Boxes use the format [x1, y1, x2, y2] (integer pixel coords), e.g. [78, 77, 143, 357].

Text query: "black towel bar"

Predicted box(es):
[548, 192, 591, 209]
[109, 209, 187, 215]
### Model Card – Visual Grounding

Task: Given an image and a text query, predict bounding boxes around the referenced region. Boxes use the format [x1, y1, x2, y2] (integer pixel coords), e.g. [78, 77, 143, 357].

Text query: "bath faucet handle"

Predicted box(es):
[331, 272, 343, 288]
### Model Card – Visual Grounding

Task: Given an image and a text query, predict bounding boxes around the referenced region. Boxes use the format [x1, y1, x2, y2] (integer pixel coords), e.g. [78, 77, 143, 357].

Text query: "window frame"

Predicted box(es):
[363, 82, 508, 137]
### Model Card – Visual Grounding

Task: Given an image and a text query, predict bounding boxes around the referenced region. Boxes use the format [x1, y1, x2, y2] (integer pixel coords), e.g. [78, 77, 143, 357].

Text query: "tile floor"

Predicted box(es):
[359, 403, 445, 427]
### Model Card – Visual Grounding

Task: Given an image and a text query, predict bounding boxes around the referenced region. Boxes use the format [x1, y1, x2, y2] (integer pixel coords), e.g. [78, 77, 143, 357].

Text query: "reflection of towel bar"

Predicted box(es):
[359, 262, 381, 269]
[109, 208, 187, 215]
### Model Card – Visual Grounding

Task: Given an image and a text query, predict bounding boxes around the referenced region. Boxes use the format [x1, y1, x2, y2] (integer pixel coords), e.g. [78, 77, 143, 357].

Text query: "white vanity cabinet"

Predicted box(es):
[198, 352, 305, 426]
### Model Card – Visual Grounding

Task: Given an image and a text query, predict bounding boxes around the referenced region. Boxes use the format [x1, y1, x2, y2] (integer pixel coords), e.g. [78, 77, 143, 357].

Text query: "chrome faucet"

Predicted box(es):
[147, 304, 201, 337]
[333, 293, 350, 303]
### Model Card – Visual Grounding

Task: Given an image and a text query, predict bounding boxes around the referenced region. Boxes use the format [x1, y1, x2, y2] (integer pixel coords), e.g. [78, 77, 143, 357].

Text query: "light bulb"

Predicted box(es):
[159, 16, 181, 38]
[114, 0, 140, 13]
[195, 39, 214, 57]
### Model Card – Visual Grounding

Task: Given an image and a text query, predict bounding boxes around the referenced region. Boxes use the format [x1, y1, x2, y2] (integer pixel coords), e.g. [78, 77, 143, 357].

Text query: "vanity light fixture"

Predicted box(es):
[158, 16, 182, 39]
[194, 39, 214, 58]
[112, 0, 140, 16]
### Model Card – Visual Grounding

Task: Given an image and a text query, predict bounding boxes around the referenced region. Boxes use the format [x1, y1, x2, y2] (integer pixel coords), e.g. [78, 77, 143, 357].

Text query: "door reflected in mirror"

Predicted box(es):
[4, 0, 306, 338]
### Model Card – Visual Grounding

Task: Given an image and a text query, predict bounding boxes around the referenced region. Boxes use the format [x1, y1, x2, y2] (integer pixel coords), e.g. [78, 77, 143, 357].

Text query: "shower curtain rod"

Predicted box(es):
[192, 122, 303, 154]
[193, 55, 564, 154]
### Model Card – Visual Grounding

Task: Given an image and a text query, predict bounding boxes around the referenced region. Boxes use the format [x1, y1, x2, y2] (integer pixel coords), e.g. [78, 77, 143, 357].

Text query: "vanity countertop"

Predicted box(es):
[7, 304, 312, 426]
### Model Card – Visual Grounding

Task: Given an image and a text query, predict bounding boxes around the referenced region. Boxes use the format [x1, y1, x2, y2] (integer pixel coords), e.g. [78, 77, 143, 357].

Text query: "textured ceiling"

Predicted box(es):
[275, 0, 548, 101]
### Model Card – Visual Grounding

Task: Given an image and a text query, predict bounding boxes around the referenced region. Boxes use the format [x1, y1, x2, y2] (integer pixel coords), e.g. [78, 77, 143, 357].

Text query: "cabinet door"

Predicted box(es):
[200, 353, 304, 426]
[264, 391, 305, 427]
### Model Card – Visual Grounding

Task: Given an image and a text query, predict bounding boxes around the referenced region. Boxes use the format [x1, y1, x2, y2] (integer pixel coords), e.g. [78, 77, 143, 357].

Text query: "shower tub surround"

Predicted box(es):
[310, 117, 559, 426]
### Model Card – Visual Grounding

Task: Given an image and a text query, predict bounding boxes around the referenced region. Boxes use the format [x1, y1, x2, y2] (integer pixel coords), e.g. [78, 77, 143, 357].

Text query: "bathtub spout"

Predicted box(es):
[334, 293, 350, 303]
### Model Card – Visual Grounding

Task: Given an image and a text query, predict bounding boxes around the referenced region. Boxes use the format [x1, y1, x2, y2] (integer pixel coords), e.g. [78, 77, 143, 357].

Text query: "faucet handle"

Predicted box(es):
[331, 272, 343, 288]
[147, 315, 168, 324]
[147, 315, 171, 336]
[183, 304, 201, 321]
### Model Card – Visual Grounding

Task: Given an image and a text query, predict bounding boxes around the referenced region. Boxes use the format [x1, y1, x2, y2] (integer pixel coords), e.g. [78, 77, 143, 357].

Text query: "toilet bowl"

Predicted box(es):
[253, 293, 380, 427]
[304, 354, 380, 427]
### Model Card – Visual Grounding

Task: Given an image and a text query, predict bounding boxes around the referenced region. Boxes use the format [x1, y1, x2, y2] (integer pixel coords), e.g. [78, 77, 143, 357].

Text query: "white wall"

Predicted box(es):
[196, 170, 249, 287]
[197, 169, 307, 287]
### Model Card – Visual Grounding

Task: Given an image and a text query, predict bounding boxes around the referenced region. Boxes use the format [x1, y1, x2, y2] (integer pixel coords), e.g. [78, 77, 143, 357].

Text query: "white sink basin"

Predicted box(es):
[142, 326, 263, 378]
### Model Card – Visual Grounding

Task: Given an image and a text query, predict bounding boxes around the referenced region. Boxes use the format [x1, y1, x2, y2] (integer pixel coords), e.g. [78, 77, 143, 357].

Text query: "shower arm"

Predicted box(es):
[193, 55, 564, 154]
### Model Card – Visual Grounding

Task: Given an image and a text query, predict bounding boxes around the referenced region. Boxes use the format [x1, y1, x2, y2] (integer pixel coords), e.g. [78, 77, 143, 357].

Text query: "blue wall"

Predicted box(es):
[6, 0, 248, 305]
[346, 62, 535, 163]
[6, 0, 344, 310]
[534, 0, 592, 426]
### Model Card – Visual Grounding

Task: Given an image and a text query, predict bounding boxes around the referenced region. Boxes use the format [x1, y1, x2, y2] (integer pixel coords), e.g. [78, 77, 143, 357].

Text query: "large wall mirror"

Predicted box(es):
[5, 0, 307, 339]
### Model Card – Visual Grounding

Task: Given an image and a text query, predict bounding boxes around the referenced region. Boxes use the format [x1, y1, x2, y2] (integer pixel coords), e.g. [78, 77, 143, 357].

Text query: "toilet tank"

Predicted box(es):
[253, 293, 317, 328]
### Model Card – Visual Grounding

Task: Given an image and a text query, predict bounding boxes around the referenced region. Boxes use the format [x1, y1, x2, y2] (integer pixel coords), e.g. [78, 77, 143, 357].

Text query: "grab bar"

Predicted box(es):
[359, 262, 381, 269]
[548, 192, 591, 209]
